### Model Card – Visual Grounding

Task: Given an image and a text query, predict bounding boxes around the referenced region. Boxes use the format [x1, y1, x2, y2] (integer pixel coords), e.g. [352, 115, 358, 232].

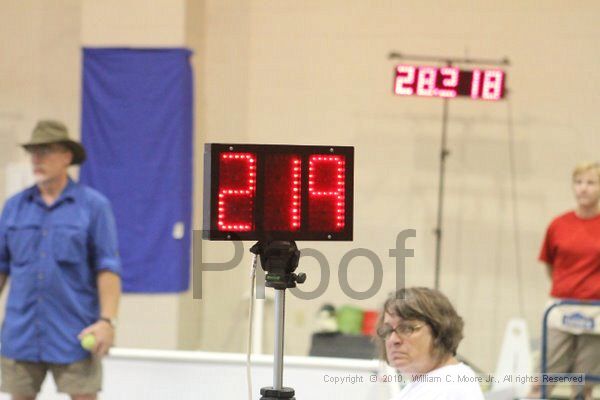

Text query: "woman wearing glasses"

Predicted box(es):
[375, 287, 484, 399]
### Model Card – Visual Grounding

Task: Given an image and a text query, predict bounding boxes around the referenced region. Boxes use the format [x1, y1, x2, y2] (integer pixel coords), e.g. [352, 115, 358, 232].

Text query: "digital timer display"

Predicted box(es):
[393, 65, 506, 100]
[203, 144, 354, 241]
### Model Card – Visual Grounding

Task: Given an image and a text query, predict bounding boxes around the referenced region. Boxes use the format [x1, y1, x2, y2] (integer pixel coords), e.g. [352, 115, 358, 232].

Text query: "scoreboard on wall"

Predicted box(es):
[393, 64, 506, 100]
[203, 143, 354, 241]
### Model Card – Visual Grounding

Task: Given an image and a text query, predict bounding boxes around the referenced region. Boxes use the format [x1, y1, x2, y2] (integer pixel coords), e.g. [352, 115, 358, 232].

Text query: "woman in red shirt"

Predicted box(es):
[530, 162, 600, 399]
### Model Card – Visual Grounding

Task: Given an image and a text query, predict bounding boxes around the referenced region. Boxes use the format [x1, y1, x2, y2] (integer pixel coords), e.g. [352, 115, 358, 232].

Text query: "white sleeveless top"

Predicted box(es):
[392, 362, 485, 400]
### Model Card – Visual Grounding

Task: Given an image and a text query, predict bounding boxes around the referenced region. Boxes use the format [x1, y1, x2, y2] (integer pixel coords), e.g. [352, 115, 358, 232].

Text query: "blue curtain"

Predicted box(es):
[80, 48, 193, 293]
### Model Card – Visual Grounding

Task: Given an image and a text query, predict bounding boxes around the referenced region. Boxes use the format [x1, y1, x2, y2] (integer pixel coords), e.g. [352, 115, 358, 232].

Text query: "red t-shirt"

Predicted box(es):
[539, 211, 600, 300]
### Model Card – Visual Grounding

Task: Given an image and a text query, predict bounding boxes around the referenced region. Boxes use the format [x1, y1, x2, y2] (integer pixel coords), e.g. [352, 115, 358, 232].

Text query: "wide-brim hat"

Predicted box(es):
[22, 120, 86, 165]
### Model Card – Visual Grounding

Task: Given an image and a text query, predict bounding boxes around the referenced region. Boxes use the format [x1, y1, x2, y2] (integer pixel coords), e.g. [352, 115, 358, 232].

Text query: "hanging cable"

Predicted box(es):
[247, 253, 258, 400]
[506, 95, 526, 317]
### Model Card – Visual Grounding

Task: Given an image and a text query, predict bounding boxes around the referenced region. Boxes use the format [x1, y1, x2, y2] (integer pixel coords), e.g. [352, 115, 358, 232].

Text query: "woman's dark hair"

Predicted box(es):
[375, 287, 464, 363]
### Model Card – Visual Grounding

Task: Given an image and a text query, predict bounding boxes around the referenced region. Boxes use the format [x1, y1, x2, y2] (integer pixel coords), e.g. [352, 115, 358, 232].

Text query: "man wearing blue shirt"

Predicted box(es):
[0, 120, 122, 400]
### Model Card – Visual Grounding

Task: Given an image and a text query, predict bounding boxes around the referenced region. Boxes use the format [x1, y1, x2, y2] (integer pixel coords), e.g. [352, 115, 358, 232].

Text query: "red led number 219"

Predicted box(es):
[218, 152, 346, 232]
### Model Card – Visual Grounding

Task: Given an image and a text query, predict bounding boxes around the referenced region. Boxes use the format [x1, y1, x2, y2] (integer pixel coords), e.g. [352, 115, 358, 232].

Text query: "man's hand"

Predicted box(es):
[78, 320, 115, 357]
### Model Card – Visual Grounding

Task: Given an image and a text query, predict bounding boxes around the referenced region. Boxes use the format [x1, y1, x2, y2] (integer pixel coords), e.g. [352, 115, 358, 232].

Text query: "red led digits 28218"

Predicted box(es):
[394, 64, 505, 100]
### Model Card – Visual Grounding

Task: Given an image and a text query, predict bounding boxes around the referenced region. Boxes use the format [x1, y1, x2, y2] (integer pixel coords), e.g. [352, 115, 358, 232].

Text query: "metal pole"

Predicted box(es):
[388, 51, 509, 290]
[273, 289, 285, 390]
[388, 52, 510, 67]
[434, 96, 450, 290]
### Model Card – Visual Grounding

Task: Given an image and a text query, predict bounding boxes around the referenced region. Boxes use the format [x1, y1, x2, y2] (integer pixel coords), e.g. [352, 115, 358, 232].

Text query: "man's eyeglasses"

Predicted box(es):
[377, 323, 425, 340]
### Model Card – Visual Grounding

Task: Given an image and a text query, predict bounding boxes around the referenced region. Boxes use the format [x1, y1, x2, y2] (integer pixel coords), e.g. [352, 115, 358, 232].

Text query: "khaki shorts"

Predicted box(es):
[544, 328, 600, 377]
[0, 356, 102, 396]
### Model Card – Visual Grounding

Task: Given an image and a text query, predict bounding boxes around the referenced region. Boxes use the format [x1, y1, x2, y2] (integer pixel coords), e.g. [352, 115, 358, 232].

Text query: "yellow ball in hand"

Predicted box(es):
[81, 334, 96, 351]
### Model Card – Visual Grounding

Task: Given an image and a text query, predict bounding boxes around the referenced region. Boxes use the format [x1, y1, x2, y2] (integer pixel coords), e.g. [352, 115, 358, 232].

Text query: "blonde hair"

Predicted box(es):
[572, 162, 600, 181]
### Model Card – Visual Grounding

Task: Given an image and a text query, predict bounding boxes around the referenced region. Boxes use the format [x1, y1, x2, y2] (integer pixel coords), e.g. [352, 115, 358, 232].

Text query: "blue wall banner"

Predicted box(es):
[80, 48, 193, 293]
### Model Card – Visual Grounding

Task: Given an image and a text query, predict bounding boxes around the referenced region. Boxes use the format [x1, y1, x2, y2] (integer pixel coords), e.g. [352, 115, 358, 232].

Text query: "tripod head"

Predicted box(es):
[250, 241, 306, 290]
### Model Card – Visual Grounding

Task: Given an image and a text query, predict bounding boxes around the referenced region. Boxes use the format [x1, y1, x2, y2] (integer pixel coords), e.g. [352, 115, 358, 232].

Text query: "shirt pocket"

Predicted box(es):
[6, 224, 40, 266]
[53, 224, 87, 265]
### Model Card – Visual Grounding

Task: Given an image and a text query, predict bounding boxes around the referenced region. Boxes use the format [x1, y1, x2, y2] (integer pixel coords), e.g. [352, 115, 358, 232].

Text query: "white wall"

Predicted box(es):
[81, 0, 185, 46]
[0, 350, 388, 400]
[196, 0, 600, 372]
[1, 0, 599, 374]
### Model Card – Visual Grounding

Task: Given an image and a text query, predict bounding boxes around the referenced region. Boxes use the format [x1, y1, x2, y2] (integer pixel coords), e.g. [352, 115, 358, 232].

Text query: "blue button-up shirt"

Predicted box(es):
[0, 178, 121, 363]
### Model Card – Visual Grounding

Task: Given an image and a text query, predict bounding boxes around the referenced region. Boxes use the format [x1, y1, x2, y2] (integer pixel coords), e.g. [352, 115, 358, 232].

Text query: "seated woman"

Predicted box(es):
[375, 287, 484, 400]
